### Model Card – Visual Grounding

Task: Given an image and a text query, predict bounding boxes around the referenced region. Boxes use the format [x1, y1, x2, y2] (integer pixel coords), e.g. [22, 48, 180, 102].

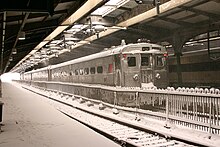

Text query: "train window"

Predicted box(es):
[156, 55, 165, 67]
[142, 47, 150, 51]
[127, 57, 136, 67]
[90, 67, 95, 74]
[141, 55, 149, 66]
[152, 47, 161, 50]
[75, 69, 79, 75]
[97, 66, 103, 73]
[84, 68, 89, 75]
[108, 64, 113, 73]
[79, 68, 84, 75]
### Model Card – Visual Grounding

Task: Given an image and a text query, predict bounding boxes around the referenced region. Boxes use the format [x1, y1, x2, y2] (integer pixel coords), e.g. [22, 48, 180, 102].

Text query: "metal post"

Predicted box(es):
[209, 99, 212, 138]
[0, 79, 2, 98]
[165, 89, 170, 128]
[113, 91, 117, 107]
[175, 52, 182, 86]
[1, 12, 6, 97]
[0, 101, 3, 132]
[135, 92, 140, 121]
[172, 32, 186, 87]
[112, 91, 119, 114]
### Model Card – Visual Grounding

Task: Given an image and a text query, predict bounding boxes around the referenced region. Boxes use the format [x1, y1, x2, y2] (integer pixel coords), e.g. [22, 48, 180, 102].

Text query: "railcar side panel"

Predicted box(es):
[63, 55, 115, 86]
[32, 70, 48, 81]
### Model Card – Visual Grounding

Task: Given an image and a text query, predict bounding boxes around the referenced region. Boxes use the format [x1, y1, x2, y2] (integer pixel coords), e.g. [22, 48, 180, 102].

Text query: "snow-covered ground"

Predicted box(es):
[0, 83, 120, 147]
[2, 82, 220, 147]
[22, 84, 220, 147]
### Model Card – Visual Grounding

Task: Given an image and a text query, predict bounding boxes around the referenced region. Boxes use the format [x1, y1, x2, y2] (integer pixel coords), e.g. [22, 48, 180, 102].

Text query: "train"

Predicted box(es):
[21, 42, 169, 88]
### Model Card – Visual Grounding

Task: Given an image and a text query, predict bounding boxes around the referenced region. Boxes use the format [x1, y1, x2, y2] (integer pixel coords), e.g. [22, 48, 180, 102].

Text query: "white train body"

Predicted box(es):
[23, 42, 168, 88]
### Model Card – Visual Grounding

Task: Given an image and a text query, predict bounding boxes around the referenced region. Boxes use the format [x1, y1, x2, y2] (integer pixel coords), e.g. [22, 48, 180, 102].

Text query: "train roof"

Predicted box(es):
[24, 66, 49, 74]
[25, 42, 165, 74]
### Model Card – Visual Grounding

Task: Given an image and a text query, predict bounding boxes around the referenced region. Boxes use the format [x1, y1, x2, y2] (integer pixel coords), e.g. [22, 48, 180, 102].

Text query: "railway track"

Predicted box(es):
[22, 85, 210, 147]
[43, 92, 192, 147]
[58, 104, 178, 147]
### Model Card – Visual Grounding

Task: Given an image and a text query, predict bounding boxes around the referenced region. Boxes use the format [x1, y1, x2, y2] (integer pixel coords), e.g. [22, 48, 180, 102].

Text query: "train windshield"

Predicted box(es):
[127, 56, 136, 67]
[156, 55, 165, 67]
[141, 54, 150, 66]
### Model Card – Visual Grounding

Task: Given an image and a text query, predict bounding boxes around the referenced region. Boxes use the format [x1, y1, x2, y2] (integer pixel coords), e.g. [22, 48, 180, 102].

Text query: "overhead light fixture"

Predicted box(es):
[50, 46, 60, 49]
[66, 41, 76, 45]
[93, 25, 106, 32]
[64, 33, 81, 41]
[12, 48, 17, 54]
[66, 24, 88, 34]
[18, 31, 25, 40]
[50, 40, 62, 44]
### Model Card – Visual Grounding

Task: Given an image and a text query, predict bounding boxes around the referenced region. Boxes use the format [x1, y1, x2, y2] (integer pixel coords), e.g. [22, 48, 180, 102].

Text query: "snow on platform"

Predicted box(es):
[0, 83, 120, 147]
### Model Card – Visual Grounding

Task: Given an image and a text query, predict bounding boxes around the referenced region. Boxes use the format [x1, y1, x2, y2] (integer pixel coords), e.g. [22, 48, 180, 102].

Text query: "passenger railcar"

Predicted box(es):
[23, 42, 168, 88]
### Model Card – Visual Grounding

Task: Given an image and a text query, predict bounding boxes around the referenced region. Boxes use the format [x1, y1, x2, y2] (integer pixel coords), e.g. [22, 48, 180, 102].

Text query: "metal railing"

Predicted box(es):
[17, 80, 220, 136]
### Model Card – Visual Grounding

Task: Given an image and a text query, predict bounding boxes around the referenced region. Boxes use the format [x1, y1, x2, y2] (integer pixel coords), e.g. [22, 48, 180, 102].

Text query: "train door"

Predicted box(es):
[140, 54, 153, 87]
[153, 54, 168, 88]
[123, 54, 140, 87]
[114, 54, 122, 86]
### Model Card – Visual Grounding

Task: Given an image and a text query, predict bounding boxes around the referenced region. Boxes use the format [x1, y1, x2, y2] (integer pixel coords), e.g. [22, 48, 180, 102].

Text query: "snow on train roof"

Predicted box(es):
[26, 43, 164, 73]
[51, 43, 164, 69]
[24, 66, 49, 74]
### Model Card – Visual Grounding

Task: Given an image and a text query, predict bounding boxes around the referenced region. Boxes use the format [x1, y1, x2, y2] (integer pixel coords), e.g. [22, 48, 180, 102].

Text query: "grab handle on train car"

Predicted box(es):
[133, 74, 139, 81]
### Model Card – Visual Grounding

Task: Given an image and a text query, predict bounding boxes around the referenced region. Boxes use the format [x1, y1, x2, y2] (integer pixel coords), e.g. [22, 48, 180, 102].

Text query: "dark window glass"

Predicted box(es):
[79, 68, 84, 75]
[152, 47, 161, 50]
[90, 67, 95, 74]
[127, 57, 136, 67]
[84, 68, 89, 75]
[75, 69, 79, 75]
[142, 47, 150, 51]
[141, 56, 149, 66]
[97, 66, 103, 73]
[108, 64, 113, 73]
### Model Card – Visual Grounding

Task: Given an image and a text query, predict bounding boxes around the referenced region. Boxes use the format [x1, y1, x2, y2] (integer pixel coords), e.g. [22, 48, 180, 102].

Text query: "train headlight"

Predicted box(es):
[155, 73, 161, 79]
[133, 74, 139, 81]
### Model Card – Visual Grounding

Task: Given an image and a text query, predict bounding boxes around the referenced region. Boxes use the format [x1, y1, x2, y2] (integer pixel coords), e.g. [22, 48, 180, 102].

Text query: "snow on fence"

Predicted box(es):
[17, 80, 220, 135]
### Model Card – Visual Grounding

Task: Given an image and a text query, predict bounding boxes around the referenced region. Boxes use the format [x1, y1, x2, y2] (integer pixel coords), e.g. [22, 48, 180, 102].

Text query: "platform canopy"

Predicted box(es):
[0, 0, 219, 73]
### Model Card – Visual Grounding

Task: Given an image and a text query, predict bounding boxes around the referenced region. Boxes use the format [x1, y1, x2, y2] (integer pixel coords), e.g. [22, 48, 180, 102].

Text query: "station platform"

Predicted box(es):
[0, 82, 120, 147]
